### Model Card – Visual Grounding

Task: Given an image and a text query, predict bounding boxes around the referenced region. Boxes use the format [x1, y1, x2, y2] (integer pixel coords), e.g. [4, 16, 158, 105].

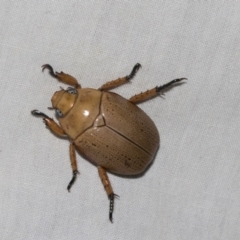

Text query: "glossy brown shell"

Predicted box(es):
[59, 88, 160, 175]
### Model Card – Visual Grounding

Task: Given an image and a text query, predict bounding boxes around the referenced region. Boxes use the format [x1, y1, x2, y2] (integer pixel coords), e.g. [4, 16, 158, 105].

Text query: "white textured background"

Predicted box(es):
[1, 1, 240, 240]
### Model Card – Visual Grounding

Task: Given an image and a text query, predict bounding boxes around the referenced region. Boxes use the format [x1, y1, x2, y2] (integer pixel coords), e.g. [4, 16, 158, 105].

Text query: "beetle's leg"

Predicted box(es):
[31, 110, 66, 137]
[99, 63, 141, 91]
[98, 166, 119, 223]
[42, 64, 81, 88]
[67, 143, 79, 191]
[129, 78, 187, 104]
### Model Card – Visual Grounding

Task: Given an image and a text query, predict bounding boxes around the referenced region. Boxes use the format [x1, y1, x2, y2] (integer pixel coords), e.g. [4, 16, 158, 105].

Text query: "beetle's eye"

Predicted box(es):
[67, 87, 77, 94]
[55, 109, 63, 118]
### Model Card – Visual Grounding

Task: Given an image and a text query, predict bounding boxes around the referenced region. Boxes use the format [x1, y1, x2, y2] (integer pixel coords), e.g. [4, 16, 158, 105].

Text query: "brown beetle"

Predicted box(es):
[32, 63, 186, 222]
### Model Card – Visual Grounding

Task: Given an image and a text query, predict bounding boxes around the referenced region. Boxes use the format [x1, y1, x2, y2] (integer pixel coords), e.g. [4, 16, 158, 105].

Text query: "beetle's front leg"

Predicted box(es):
[98, 166, 119, 223]
[67, 143, 79, 191]
[129, 78, 187, 104]
[31, 110, 66, 137]
[42, 64, 81, 88]
[99, 63, 141, 91]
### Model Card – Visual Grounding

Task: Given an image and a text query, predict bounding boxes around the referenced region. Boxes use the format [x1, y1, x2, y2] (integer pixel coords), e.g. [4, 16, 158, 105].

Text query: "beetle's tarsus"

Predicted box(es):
[109, 213, 113, 223]
[31, 109, 50, 119]
[126, 63, 142, 81]
[109, 193, 114, 223]
[42, 64, 58, 79]
[108, 193, 119, 223]
[67, 170, 79, 192]
[156, 78, 187, 93]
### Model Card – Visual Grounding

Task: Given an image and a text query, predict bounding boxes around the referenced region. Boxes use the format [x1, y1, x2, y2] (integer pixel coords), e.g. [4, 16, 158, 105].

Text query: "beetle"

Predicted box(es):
[31, 63, 186, 222]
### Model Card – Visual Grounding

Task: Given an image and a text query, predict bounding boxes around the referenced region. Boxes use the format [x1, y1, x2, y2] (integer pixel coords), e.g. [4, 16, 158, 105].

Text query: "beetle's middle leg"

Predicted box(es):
[129, 78, 187, 104]
[31, 110, 66, 137]
[99, 63, 141, 91]
[98, 166, 119, 223]
[42, 64, 81, 88]
[67, 143, 79, 191]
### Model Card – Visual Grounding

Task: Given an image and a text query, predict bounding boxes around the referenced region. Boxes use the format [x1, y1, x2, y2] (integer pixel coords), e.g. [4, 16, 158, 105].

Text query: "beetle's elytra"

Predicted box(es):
[32, 63, 186, 222]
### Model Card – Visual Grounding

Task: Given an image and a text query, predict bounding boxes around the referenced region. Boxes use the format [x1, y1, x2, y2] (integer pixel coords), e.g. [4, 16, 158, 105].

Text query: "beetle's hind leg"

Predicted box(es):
[98, 166, 119, 223]
[129, 78, 187, 104]
[42, 64, 81, 88]
[99, 63, 141, 91]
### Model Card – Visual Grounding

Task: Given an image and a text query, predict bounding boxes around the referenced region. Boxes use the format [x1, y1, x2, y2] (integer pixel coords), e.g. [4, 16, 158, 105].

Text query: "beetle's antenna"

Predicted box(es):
[156, 78, 187, 93]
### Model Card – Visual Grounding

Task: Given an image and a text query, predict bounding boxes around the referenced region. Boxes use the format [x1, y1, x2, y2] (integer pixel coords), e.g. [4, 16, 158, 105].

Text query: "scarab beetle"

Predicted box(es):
[31, 63, 186, 222]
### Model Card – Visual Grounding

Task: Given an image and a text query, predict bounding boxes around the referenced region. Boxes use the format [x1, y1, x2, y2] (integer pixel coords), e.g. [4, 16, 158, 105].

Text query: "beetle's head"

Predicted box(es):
[51, 87, 77, 117]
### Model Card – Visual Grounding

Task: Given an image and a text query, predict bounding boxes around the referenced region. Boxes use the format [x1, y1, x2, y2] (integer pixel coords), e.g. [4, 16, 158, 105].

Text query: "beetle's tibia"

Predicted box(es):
[156, 78, 187, 93]
[67, 170, 79, 192]
[126, 63, 142, 81]
[44, 118, 67, 137]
